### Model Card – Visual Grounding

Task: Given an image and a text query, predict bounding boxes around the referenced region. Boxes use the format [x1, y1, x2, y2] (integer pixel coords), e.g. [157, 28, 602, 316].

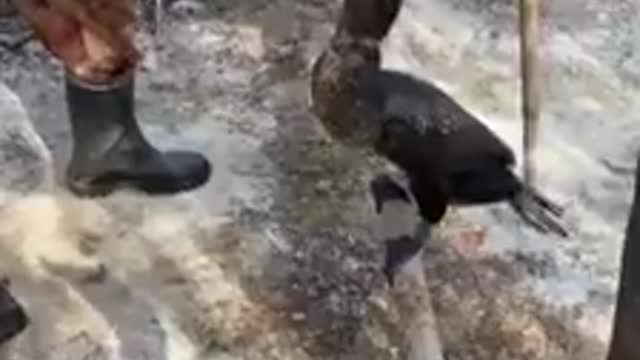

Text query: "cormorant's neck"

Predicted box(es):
[310, 35, 380, 108]
[309, 34, 381, 140]
[336, 0, 404, 41]
[327, 35, 381, 69]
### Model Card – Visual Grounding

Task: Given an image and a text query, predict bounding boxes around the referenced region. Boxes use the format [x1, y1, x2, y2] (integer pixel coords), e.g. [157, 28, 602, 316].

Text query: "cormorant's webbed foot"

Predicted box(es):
[383, 235, 424, 287]
[510, 189, 568, 237]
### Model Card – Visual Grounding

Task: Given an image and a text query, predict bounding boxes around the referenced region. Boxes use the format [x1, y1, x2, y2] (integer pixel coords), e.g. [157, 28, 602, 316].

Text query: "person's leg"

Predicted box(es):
[16, 0, 211, 196]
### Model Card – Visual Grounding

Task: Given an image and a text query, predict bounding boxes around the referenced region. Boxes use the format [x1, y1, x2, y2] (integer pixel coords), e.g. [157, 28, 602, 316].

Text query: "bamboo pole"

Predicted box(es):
[519, 0, 542, 187]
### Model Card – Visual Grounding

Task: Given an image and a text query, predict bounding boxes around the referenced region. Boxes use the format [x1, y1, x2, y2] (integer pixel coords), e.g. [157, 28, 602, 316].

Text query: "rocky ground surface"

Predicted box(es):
[0, 0, 639, 359]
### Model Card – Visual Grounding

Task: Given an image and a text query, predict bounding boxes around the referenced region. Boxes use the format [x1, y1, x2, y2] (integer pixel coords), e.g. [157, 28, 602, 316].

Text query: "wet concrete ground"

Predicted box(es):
[1, 0, 639, 358]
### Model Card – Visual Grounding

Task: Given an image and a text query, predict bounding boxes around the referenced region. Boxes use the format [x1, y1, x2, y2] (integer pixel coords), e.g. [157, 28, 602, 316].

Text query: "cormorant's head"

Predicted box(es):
[337, 0, 404, 41]
[370, 174, 411, 214]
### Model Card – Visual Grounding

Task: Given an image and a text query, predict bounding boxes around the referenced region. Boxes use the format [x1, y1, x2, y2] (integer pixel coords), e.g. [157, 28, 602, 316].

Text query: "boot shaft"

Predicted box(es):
[64, 70, 144, 162]
[62, 69, 212, 196]
[65, 70, 137, 128]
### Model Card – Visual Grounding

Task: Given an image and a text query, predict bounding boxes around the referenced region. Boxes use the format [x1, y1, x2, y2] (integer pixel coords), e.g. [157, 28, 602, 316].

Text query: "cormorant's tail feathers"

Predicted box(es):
[526, 186, 564, 218]
[509, 190, 568, 237]
[448, 165, 567, 237]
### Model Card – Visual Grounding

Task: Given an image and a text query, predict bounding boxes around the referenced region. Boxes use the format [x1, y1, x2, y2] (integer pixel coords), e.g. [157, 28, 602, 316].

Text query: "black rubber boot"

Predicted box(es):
[64, 71, 211, 196]
[0, 279, 28, 345]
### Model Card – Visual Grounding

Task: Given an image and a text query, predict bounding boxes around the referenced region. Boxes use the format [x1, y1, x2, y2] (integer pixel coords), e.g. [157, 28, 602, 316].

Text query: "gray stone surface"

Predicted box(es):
[0, 83, 52, 194]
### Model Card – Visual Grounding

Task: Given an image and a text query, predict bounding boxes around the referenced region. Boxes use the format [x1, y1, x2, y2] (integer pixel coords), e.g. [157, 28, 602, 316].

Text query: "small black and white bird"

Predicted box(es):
[369, 174, 428, 286]
[0, 277, 29, 345]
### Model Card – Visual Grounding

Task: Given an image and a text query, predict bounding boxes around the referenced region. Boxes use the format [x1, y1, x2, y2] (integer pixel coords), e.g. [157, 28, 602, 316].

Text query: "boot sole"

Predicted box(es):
[65, 164, 213, 198]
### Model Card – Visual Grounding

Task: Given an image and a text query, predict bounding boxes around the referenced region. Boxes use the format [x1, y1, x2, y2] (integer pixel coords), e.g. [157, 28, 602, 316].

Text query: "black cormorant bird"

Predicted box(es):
[310, 0, 567, 236]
